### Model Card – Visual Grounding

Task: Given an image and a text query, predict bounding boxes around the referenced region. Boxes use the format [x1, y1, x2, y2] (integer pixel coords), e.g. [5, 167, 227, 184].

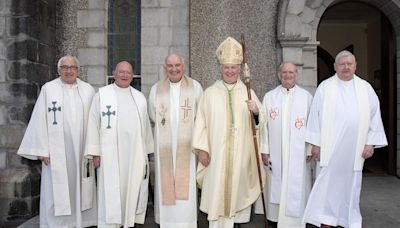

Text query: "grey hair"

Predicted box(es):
[278, 62, 298, 73]
[164, 53, 185, 66]
[335, 50, 355, 63]
[57, 55, 80, 69]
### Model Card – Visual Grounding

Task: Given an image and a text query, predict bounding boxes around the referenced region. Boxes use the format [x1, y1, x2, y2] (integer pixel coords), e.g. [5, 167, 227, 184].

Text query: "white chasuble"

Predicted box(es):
[256, 85, 312, 228]
[193, 80, 266, 222]
[303, 75, 387, 228]
[85, 84, 154, 228]
[149, 76, 203, 228]
[18, 78, 97, 227]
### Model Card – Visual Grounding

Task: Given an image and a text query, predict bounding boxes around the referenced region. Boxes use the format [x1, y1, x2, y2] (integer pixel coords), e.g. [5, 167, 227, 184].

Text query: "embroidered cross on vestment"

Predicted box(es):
[102, 105, 116, 129]
[48, 101, 61, 125]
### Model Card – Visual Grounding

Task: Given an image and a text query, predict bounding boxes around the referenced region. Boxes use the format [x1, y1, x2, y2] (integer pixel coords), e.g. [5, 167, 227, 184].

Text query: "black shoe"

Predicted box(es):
[268, 220, 278, 228]
[233, 224, 242, 228]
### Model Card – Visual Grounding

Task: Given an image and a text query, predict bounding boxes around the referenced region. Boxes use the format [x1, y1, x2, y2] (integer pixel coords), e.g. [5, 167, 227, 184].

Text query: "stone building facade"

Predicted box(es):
[0, 0, 399, 226]
[0, 0, 56, 227]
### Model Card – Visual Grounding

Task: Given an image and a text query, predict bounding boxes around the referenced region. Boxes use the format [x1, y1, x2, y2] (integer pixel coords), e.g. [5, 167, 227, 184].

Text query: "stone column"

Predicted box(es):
[0, 0, 56, 226]
[190, 0, 280, 98]
[279, 37, 319, 93]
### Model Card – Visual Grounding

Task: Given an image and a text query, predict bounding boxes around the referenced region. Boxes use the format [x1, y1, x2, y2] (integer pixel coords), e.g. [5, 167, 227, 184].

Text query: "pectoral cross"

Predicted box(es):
[180, 98, 192, 121]
[102, 105, 115, 129]
[48, 101, 61, 125]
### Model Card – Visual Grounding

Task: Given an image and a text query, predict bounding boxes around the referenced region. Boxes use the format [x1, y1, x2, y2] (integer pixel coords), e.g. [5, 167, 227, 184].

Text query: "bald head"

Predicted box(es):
[115, 61, 133, 72]
[165, 53, 184, 65]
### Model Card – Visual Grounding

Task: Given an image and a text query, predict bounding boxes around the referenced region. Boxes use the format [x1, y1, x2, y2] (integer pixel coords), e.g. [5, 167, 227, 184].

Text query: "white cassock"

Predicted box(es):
[148, 77, 203, 228]
[255, 85, 312, 228]
[303, 75, 387, 228]
[17, 78, 97, 228]
[85, 84, 154, 228]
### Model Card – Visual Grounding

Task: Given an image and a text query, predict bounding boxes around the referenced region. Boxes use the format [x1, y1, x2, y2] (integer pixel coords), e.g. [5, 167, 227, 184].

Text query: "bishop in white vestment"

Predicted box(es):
[149, 53, 203, 228]
[193, 37, 266, 228]
[256, 62, 312, 228]
[17, 56, 97, 228]
[303, 51, 387, 228]
[85, 61, 154, 228]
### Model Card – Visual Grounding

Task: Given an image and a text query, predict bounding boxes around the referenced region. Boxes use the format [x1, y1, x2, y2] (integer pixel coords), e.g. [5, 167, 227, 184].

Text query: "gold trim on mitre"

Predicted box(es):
[216, 37, 243, 65]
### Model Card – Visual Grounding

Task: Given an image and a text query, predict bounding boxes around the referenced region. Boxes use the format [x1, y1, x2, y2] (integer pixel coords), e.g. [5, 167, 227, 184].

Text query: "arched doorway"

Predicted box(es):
[277, 0, 399, 176]
[317, 1, 396, 175]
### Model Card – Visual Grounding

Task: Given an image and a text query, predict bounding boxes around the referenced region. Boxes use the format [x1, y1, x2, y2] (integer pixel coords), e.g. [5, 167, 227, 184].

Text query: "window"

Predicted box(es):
[107, 0, 141, 90]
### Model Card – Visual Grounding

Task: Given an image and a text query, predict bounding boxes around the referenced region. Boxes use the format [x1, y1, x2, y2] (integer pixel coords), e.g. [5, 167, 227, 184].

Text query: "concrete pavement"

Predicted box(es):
[17, 176, 400, 228]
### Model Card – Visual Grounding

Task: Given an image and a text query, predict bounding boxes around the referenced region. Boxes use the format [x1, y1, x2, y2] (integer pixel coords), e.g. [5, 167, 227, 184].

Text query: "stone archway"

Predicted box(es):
[277, 0, 400, 176]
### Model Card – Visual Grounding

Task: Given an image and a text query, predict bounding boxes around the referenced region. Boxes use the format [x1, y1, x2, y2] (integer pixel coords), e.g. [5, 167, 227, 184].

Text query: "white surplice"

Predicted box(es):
[17, 78, 97, 228]
[303, 75, 387, 228]
[85, 84, 154, 228]
[255, 85, 312, 228]
[148, 78, 203, 228]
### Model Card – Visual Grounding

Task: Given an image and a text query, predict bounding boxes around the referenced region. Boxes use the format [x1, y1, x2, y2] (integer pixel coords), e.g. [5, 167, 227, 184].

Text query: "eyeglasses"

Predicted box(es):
[60, 65, 79, 71]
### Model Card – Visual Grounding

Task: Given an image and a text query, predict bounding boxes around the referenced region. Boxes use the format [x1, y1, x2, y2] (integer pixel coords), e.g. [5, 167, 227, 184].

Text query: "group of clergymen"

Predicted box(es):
[17, 36, 387, 228]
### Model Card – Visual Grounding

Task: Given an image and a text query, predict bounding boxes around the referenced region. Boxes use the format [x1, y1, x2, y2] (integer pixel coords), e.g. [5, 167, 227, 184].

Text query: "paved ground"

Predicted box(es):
[18, 176, 400, 228]
[359, 176, 400, 228]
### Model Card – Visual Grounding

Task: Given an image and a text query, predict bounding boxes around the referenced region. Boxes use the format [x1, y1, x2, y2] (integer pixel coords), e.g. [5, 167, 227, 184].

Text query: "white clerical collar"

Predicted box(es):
[169, 79, 181, 88]
[113, 83, 131, 92]
[280, 84, 296, 94]
[223, 81, 238, 90]
[61, 79, 78, 89]
[338, 78, 354, 85]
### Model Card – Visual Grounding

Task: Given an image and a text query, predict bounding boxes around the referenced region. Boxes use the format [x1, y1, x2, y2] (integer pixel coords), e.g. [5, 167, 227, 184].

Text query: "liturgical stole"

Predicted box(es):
[266, 85, 309, 217]
[156, 75, 194, 205]
[99, 84, 149, 224]
[45, 78, 93, 216]
[320, 74, 370, 171]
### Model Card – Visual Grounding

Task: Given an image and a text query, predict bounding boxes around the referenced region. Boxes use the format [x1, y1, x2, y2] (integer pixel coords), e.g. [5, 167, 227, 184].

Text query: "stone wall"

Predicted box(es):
[190, 0, 280, 98]
[57, 0, 107, 88]
[0, 0, 56, 226]
[141, 0, 190, 97]
[57, 0, 189, 96]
